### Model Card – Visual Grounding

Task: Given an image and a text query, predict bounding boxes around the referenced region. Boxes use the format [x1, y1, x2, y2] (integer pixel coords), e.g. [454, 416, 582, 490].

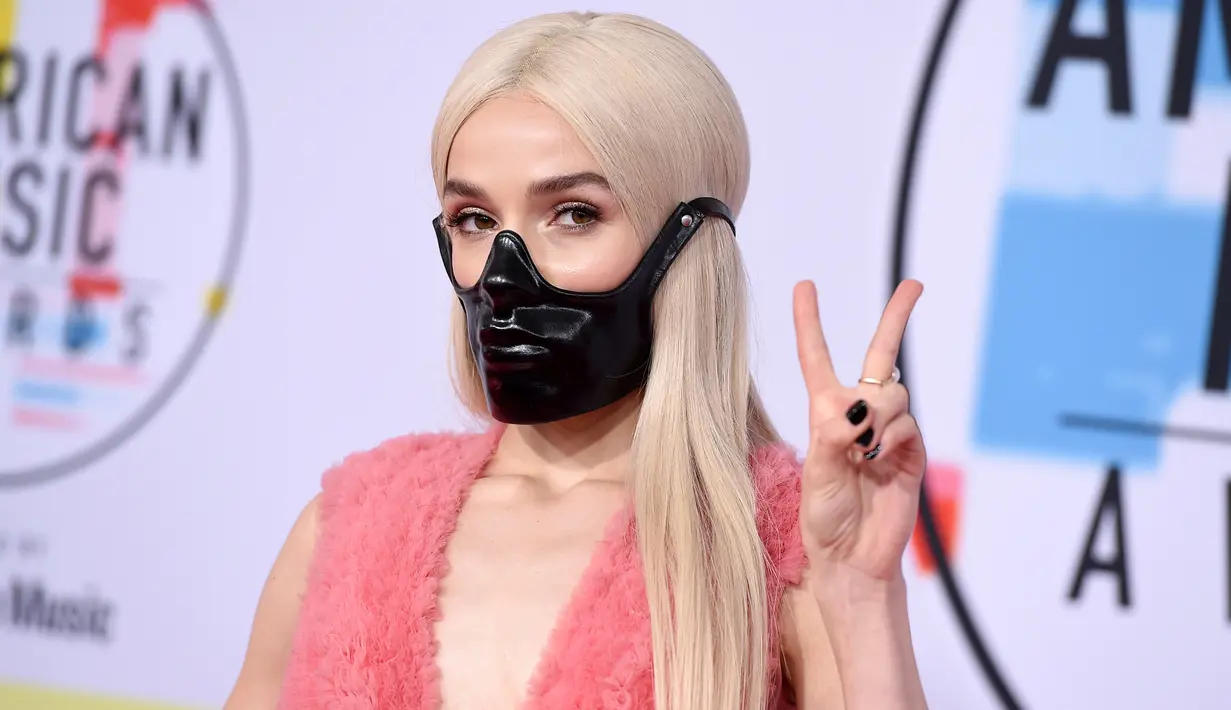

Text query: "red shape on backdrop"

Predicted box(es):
[73, 0, 201, 291]
[69, 271, 123, 300]
[99, 0, 193, 41]
[911, 462, 964, 576]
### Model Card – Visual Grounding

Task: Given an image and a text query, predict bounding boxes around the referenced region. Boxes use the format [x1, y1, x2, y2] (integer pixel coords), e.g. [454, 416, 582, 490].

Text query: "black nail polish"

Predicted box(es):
[856, 427, 875, 448]
[846, 400, 868, 425]
[864, 444, 882, 461]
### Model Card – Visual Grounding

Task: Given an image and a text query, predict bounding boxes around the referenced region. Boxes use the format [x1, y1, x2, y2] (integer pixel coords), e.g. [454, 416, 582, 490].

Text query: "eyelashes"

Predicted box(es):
[442, 210, 496, 232]
[553, 203, 600, 229]
[443, 203, 603, 236]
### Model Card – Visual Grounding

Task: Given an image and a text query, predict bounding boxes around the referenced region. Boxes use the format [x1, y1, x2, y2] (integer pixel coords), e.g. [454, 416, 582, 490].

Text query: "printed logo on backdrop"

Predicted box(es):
[896, 0, 1230, 707]
[0, 531, 115, 643]
[0, 0, 250, 488]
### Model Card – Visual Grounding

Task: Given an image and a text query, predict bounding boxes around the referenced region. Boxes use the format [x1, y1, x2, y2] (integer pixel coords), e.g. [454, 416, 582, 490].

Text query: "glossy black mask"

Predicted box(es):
[433, 197, 735, 424]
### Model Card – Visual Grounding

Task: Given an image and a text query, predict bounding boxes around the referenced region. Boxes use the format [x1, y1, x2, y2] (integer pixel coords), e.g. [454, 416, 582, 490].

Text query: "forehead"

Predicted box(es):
[446, 95, 602, 183]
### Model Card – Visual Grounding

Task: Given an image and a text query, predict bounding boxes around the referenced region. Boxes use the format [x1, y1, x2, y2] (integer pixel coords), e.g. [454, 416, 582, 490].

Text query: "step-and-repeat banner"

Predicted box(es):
[1, 0, 1228, 708]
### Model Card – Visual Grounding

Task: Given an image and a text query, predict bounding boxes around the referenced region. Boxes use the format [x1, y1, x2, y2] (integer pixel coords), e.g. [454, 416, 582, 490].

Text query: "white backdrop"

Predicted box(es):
[1, 0, 1228, 708]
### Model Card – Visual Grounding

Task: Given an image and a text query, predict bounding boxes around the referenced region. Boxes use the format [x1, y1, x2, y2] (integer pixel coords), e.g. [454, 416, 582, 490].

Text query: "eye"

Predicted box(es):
[553, 204, 600, 229]
[446, 210, 497, 234]
[466, 214, 498, 231]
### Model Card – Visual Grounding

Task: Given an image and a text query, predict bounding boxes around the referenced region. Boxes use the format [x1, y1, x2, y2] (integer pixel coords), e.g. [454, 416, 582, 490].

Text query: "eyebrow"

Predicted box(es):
[527, 171, 611, 197]
[442, 171, 612, 201]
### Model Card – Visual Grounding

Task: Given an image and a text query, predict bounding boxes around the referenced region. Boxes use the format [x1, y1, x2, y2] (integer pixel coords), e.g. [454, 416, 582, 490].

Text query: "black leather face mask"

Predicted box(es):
[433, 197, 735, 424]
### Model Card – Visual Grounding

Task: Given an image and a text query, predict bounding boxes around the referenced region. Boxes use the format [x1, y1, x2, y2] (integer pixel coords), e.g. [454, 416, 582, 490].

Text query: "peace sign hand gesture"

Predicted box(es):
[792, 279, 927, 585]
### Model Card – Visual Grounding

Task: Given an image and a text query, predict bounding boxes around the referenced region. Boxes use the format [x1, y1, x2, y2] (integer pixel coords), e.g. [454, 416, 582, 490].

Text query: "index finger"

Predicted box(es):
[793, 280, 841, 396]
[861, 279, 924, 380]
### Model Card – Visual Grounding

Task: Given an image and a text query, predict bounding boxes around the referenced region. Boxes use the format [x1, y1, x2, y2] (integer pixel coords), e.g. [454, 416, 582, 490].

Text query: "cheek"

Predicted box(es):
[537, 233, 644, 292]
[450, 241, 492, 289]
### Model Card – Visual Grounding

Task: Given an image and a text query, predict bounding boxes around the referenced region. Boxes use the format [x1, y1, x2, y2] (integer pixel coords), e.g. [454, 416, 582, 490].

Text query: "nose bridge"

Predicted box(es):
[479, 231, 543, 309]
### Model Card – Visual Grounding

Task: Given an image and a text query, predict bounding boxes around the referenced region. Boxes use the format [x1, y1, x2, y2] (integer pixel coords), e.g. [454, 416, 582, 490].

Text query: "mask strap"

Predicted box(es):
[687, 197, 736, 236]
[630, 197, 736, 297]
[432, 215, 462, 289]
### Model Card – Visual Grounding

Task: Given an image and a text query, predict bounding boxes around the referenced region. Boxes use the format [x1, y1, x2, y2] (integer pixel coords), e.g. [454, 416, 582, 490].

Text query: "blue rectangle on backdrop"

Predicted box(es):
[972, 194, 1222, 467]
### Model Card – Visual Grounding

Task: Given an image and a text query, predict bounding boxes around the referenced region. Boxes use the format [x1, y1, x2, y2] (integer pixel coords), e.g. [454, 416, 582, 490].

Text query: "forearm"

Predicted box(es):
[810, 568, 928, 710]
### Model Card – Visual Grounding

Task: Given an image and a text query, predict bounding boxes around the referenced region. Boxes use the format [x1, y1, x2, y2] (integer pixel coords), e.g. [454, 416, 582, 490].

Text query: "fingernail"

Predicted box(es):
[856, 427, 875, 448]
[864, 444, 882, 461]
[846, 400, 868, 425]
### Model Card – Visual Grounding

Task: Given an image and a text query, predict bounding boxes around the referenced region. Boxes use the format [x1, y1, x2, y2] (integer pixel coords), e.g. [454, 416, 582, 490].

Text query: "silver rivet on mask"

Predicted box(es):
[681, 214, 695, 227]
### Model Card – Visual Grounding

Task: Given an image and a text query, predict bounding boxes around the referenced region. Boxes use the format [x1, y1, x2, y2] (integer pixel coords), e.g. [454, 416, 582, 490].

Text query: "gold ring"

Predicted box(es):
[859, 366, 901, 387]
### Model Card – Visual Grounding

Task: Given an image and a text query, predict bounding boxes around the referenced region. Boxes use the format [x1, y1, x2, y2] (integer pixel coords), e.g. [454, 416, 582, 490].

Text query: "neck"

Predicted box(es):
[493, 392, 641, 491]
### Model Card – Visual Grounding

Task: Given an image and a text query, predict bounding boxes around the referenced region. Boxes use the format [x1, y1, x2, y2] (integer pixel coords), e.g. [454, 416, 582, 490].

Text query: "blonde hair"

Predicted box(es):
[430, 12, 781, 709]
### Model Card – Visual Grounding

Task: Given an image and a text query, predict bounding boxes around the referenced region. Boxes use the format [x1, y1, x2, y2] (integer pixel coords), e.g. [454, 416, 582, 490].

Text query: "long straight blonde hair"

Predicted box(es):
[430, 12, 781, 709]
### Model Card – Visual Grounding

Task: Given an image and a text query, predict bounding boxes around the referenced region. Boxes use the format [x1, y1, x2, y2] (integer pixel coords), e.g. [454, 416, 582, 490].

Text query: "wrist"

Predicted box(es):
[806, 565, 926, 709]
[807, 563, 912, 656]
[807, 561, 908, 613]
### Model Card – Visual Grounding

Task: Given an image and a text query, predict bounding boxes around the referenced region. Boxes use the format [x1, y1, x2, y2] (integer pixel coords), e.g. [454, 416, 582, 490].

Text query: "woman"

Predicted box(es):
[225, 11, 929, 710]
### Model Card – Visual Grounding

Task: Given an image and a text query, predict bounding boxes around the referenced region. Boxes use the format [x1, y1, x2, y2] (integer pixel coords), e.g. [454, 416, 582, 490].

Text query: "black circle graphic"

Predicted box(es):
[0, 5, 251, 489]
[891, 1, 1026, 708]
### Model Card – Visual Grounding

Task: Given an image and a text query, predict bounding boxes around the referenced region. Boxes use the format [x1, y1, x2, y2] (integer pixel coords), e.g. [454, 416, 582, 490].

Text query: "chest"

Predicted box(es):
[433, 479, 640, 710]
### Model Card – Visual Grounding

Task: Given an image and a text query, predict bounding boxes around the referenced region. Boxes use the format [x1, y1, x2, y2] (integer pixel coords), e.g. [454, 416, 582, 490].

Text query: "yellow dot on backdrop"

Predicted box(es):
[0, 0, 17, 116]
[206, 286, 229, 318]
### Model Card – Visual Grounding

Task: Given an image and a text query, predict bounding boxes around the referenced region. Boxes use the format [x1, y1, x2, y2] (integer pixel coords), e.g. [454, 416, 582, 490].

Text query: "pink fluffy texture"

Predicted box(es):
[279, 426, 808, 709]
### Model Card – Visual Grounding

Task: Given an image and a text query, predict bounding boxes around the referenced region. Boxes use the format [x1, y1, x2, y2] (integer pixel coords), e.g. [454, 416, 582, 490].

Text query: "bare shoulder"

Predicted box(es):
[223, 494, 321, 710]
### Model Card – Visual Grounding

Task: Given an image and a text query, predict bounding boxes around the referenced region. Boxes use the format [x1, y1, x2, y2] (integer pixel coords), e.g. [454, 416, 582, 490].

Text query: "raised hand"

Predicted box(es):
[792, 279, 927, 584]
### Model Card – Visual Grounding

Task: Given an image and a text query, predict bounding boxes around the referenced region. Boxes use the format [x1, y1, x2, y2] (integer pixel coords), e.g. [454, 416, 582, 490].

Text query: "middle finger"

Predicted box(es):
[861, 280, 923, 381]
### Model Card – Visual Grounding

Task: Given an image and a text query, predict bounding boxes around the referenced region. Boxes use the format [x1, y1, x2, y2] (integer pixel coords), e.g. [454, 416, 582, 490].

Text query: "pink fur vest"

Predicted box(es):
[279, 426, 808, 709]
